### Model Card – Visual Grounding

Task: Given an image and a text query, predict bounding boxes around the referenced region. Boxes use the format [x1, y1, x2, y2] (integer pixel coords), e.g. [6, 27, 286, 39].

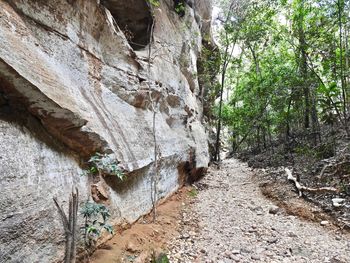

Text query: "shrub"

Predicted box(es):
[81, 201, 113, 247]
[82, 152, 124, 180]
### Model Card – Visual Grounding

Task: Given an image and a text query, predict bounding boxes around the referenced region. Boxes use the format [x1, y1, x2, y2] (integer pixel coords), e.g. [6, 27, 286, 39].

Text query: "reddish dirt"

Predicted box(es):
[89, 187, 191, 263]
[259, 180, 336, 225]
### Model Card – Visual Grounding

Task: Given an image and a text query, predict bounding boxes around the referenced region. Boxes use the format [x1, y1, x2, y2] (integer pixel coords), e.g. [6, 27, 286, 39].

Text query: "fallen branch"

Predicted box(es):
[319, 160, 350, 178]
[285, 168, 338, 197]
[319, 162, 333, 178]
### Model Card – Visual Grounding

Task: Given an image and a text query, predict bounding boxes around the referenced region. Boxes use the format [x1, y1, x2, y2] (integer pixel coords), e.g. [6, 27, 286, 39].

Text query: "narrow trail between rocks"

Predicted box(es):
[168, 159, 350, 263]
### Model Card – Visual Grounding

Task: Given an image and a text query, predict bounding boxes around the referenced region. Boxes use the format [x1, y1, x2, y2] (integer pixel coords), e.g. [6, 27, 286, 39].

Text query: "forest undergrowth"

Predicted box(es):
[234, 125, 350, 230]
[212, 0, 350, 230]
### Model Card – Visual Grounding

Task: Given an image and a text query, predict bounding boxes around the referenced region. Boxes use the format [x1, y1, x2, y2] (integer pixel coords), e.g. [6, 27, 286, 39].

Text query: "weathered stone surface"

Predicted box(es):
[0, 0, 212, 262]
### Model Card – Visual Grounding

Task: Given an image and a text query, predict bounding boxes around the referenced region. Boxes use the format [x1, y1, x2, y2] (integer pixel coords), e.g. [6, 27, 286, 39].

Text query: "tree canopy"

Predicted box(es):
[213, 0, 350, 155]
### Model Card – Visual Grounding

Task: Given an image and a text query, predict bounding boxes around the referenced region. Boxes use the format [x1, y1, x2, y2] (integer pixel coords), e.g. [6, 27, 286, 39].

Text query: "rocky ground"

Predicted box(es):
[167, 158, 350, 263]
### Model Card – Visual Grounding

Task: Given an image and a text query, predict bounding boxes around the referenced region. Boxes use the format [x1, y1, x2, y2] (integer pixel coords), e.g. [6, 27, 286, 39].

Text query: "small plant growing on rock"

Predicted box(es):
[148, 0, 160, 7]
[82, 152, 124, 180]
[174, 1, 186, 16]
[81, 201, 113, 247]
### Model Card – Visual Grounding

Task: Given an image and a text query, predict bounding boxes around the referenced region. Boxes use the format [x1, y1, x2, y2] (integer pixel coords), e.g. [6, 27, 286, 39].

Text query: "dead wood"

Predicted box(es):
[53, 188, 79, 263]
[285, 168, 338, 197]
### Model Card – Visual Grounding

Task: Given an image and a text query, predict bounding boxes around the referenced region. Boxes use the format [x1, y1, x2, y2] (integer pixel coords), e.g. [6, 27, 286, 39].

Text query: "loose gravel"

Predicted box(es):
[168, 159, 350, 263]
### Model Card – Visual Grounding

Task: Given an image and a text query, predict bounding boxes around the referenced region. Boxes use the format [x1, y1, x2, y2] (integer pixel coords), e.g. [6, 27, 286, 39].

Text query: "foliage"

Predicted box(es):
[148, 0, 160, 7]
[198, 44, 221, 119]
[81, 201, 113, 247]
[82, 152, 124, 180]
[152, 253, 170, 263]
[214, 0, 350, 154]
[174, 1, 186, 16]
[188, 187, 198, 197]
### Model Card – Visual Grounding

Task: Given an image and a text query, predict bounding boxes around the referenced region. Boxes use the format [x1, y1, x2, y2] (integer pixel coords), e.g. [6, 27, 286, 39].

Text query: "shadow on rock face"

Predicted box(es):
[100, 0, 153, 50]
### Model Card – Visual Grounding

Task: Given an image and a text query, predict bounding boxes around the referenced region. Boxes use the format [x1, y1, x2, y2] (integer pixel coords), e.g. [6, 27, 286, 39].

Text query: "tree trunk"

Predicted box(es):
[300, 28, 310, 130]
[338, 0, 347, 116]
[53, 189, 79, 263]
[297, 0, 310, 130]
[215, 71, 225, 162]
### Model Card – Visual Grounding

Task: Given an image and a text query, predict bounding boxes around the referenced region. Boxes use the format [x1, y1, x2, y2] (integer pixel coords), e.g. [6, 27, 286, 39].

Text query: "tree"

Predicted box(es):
[215, 0, 350, 155]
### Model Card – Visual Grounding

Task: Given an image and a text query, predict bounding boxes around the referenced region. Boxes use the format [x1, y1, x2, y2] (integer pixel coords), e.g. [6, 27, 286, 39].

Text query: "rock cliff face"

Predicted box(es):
[0, 0, 211, 262]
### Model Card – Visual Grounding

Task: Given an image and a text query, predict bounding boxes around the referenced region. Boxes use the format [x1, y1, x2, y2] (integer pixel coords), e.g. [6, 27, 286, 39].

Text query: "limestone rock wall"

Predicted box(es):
[0, 0, 212, 262]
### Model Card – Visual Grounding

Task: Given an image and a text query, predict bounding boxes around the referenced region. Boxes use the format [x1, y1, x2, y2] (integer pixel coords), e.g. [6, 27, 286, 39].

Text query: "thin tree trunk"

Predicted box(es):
[53, 189, 79, 263]
[286, 96, 292, 141]
[311, 88, 320, 145]
[338, 0, 347, 116]
[146, 7, 158, 222]
[304, 51, 350, 137]
[215, 70, 225, 162]
[296, 0, 310, 130]
[345, 25, 350, 116]
[214, 31, 239, 162]
[300, 27, 310, 129]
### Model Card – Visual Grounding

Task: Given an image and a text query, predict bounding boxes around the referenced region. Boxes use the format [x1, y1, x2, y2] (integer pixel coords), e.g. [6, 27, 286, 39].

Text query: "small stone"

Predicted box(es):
[230, 255, 240, 262]
[251, 254, 261, 260]
[174, 253, 181, 259]
[224, 250, 231, 258]
[232, 249, 240, 255]
[182, 233, 190, 239]
[125, 241, 140, 253]
[287, 232, 297, 237]
[189, 231, 197, 236]
[332, 198, 345, 204]
[335, 236, 341, 241]
[240, 248, 252, 254]
[320, 220, 329, 226]
[269, 205, 280, 215]
[267, 238, 278, 244]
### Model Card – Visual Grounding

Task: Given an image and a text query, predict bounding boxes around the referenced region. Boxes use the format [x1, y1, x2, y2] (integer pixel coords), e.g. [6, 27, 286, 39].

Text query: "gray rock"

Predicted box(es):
[320, 221, 329, 226]
[269, 205, 280, 215]
[182, 233, 190, 239]
[251, 254, 261, 260]
[240, 248, 252, 254]
[0, 0, 212, 261]
[230, 255, 241, 262]
[267, 238, 278, 244]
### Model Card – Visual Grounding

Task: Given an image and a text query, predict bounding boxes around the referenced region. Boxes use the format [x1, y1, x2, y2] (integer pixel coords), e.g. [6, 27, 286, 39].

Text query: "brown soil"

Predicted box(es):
[88, 159, 350, 263]
[257, 172, 350, 230]
[89, 187, 191, 263]
[259, 181, 333, 223]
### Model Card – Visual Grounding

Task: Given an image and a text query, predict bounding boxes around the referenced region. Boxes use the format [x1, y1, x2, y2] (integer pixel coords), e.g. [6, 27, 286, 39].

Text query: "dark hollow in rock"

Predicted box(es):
[100, 0, 153, 50]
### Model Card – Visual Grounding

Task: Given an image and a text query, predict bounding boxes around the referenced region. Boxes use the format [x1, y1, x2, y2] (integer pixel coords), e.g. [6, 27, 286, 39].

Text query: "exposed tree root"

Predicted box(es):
[285, 168, 338, 197]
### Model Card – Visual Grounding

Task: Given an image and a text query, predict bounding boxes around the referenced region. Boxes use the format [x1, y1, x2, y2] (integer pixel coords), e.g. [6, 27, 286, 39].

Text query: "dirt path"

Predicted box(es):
[167, 158, 350, 263]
